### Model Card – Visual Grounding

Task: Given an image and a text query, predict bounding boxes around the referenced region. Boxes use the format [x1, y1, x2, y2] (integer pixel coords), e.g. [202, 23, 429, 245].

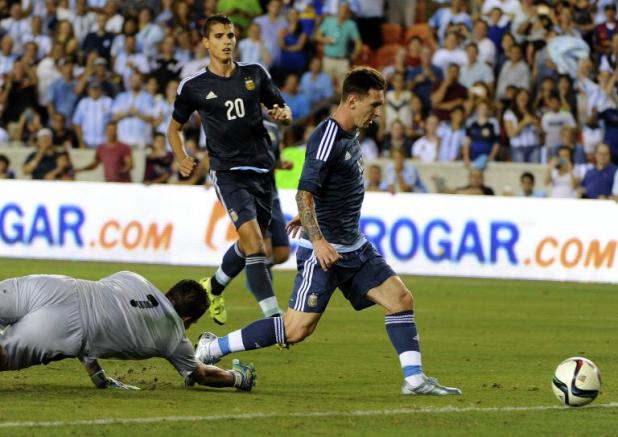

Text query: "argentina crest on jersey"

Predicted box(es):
[245, 77, 255, 91]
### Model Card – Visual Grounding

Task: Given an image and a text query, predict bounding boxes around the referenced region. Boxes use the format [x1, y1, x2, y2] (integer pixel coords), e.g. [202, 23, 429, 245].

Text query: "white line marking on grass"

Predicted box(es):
[2, 403, 618, 429]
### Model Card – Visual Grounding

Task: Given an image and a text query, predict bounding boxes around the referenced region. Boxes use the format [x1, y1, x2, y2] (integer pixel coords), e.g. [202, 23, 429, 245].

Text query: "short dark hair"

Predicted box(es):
[166, 279, 210, 322]
[202, 14, 233, 38]
[520, 171, 534, 183]
[341, 67, 386, 100]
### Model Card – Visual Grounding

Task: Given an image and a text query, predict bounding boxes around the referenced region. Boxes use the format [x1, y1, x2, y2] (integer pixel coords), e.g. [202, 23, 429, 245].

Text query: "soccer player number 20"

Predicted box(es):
[225, 98, 246, 120]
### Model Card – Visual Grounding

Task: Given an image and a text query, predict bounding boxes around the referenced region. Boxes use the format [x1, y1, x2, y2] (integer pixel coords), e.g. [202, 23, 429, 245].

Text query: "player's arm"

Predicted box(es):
[295, 190, 341, 271]
[80, 357, 140, 390]
[257, 65, 293, 125]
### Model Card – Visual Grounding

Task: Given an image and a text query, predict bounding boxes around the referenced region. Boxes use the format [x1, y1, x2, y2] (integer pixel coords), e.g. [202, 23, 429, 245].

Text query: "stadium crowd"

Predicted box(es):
[0, 0, 617, 200]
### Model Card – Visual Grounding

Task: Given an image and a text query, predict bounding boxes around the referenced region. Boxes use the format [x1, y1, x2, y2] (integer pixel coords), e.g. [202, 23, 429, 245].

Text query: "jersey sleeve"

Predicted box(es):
[297, 122, 338, 194]
[167, 337, 199, 378]
[256, 64, 286, 109]
[172, 82, 197, 124]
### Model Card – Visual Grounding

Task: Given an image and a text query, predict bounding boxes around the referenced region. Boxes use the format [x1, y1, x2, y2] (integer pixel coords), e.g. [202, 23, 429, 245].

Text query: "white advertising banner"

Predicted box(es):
[0, 180, 616, 283]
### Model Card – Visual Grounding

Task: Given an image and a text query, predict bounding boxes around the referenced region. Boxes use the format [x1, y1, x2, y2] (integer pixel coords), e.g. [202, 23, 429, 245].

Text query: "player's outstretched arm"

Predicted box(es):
[295, 190, 342, 271]
[189, 361, 255, 392]
[80, 358, 140, 390]
[167, 118, 196, 177]
[267, 104, 292, 126]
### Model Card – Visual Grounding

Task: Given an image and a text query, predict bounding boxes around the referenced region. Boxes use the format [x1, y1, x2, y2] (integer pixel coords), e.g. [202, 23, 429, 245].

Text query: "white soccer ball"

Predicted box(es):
[551, 357, 601, 407]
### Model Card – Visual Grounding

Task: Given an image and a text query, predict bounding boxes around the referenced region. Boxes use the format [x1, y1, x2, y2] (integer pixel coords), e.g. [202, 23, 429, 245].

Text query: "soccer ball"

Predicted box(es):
[551, 357, 601, 407]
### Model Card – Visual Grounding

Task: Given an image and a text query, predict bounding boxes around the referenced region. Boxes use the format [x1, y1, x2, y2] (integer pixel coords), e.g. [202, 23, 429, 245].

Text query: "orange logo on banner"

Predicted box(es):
[204, 200, 238, 250]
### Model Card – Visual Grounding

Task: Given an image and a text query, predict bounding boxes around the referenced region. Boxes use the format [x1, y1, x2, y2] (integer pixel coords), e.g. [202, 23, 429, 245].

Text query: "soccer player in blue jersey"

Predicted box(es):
[168, 15, 292, 324]
[194, 67, 461, 395]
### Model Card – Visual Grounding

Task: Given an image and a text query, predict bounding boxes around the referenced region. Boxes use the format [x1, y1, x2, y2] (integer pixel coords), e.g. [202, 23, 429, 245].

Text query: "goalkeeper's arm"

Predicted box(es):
[80, 357, 140, 390]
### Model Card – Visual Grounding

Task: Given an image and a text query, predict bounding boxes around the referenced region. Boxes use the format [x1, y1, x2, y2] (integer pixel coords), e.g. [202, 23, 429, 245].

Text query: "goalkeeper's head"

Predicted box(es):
[166, 280, 210, 329]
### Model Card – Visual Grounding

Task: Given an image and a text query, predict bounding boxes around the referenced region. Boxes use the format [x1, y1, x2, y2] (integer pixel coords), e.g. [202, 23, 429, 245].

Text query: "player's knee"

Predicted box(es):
[272, 247, 290, 265]
[399, 289, 414, 311]
[284, 325, 312, 344]
[241, 239, 266, 256]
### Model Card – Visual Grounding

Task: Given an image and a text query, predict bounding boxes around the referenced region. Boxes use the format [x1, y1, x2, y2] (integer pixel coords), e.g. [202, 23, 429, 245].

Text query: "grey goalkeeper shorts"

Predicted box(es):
[0, 276, 84, 371]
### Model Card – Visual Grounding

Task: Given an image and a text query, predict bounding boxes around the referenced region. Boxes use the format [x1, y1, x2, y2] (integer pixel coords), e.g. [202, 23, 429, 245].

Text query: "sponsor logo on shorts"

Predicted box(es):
[229, 209, 239, 223]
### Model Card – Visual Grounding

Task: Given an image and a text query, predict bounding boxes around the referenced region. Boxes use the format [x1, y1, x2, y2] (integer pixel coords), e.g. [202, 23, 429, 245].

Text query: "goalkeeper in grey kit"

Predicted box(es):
[0, 271, 255, 391]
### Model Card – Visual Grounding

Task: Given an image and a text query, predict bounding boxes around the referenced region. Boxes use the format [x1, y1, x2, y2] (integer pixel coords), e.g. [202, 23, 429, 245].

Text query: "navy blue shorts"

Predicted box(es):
[211, 170, 273, 230]
[265, 193, 289, 248]
[288, 242, 396, 313]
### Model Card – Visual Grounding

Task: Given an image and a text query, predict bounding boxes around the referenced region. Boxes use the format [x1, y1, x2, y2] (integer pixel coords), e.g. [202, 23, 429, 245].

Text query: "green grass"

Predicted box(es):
[0, 258, 616, 436]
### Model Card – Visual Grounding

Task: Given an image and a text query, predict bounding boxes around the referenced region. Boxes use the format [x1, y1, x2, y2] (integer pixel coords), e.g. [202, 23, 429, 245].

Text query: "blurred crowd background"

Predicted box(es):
[0, 0, 617, 200]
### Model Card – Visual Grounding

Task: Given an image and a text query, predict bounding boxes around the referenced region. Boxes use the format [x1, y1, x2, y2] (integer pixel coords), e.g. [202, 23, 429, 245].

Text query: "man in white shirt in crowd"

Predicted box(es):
[72, 81, 113, 149]
[112, 72, 154, 148]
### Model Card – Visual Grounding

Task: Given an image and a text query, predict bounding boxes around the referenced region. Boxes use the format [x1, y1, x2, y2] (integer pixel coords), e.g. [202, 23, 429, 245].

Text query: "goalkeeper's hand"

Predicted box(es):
[106, 377, 140, 390]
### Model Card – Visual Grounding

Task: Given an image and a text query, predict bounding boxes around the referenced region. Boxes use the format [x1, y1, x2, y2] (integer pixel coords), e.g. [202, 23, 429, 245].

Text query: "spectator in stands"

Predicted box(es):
[404, 37, 422, 68]
[599, 33, 618, 72]
[48, 59, 78, 122]
[299, 57, 334, 109]
[382, 119, 414, 158]
[82, 13, 115, 62]
[46, 152, 75, 181]
[22, 129, 59, 180]
[0, 154, 15, 179]
[0, 3, 30, 54]
[545, 146, 579, 198]
[254, 0, 287, 68]
[593, 4, 617, 56]
[238, 23, 272, 68]
[110, 17, 137, 59]
[456, 169, 495, 195]
[463, 99, 500, 167]
[430, 63, 468, 122]
[581, 143, 618, 198]
[72, 80, 113, 149]
[278, 8, 308, 76]
[387, 0, 416, 28]
[383, 72, 413, 136]
[557, 74, 577, 117]
[136, 7, 164, 60]
[364, 164, 384, 192]
[75, 121, 133, 182]
[152, 36, 182, 93]
[556, 7, 581, 38]
[280, 73, 311, 120]
[486, 8, 510, 53]
[152, 79, 178, 138]
[518, 171, 545, 197]
[112, 73, 154, 148]
[550, 126, 588, 166]
[494, 32, 516, 79]
[143, 132, 173, 184]
[50, 113, 79, 150]
[114, 34, 151, 91]
[78, 56, 120, 98]
[412, 115, 439, 163]
[73, 0, 96, 48]
[355, 0, 384, 50]
[437, 105, 465, 162]
[433, 0, 472, 45]
[541, 92, 577, 157]
[496, 43, 531, 100]
[383, 148, 428, 193]
[23, 16, 52, 60]
[103, 0, 124, 34]
[1, 59, 39, 124]
[432, 31, 467, 75]
[316, 1, 362, 90]
[407, 45, 442, 111]
[0, 35, 15, 77]
[471, 19, 496, 66]
[504, 88, 542, 163]
[459, 42, 494, 89]
[597, 102, 618, 164]
[12, 107, 43, 146]
[359, 129, 379, 161]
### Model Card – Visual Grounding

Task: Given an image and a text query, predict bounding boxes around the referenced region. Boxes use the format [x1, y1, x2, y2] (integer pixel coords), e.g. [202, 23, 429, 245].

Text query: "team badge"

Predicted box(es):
[229, 209, 239, 223]
[482, 128, 490, 137]
[308, 293, 318, 308]
[245, 77, 255, 91]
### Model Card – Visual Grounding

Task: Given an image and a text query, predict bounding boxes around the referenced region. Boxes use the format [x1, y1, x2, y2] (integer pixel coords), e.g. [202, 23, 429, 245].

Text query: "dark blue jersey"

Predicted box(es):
[172, 62, 286, 171]
[298, 118, 365, 246]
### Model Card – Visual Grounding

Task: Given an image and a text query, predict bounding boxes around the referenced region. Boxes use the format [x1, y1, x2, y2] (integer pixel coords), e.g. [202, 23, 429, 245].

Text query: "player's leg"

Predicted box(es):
[342, 244, 461, 395]
[195, 248, 335, 364]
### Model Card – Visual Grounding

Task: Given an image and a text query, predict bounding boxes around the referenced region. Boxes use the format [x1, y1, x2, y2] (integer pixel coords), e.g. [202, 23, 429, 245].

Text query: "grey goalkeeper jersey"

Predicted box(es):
[75, 271, 198, 377]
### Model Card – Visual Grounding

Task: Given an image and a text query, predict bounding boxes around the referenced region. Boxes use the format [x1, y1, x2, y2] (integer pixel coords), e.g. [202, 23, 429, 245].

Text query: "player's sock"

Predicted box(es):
[385, 311, 424, 388]
[245, 253, 282, 317]
[211, 242, 245, 295]
[211, 316, 285, 359]
[246, 259, 280, 316]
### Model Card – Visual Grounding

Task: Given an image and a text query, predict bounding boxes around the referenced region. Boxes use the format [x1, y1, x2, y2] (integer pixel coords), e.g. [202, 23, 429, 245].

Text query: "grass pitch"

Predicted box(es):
[0, 258, 616, 436]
